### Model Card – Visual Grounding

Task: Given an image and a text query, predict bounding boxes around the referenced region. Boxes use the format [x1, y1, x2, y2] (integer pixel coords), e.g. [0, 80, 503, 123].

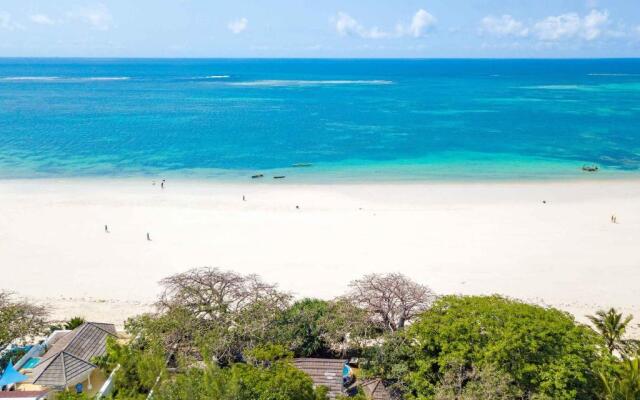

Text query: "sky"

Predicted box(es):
[0, 0, 639, 58]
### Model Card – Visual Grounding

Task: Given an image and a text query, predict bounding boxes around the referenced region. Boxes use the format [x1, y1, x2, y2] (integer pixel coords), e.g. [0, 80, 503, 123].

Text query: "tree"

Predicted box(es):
[94, 336, 167, 400]
[157, 267, 290, 320]
[277, 299, 332, 357]
[588, 308, 634, 356]
[152, 346, 329, 400]
[433, 363, 522, 400]
[345, 273, 435, 332]
[64, 316, 86, 330]
[599, 357, 640, 400]
[367, 295, 609, 400]
[152, 267, 291, 364]
[0, 291, 48, 349]
[319, 298, 380, 357]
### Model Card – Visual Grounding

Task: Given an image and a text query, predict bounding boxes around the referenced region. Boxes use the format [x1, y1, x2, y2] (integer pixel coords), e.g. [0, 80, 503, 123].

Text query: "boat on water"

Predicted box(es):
[582, 165, 599, 172]
[273, 175, 286, 179]
[251, 174, 264, 179]
[292, 163, 312, 167]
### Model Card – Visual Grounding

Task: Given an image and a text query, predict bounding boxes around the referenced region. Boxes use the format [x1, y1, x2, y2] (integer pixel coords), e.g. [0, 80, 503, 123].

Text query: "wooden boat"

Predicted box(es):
[582, 165, 599, 172]
[251, 174, 264, 179]
[292, 163, 312, 167]
[273, 175, 286, 179]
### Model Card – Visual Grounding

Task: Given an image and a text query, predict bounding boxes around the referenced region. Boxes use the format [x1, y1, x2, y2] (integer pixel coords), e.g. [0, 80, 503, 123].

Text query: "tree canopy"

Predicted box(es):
[0, 290, 48, 349]
[365, 295, 611, 400]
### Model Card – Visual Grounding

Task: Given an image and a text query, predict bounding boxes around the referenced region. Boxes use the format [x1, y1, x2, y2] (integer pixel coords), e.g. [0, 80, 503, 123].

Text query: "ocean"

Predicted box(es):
[1, 58, 639, 181]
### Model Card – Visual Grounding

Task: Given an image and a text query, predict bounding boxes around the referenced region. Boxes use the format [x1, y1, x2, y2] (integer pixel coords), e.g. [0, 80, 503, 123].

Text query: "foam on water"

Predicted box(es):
[1, 76, 131, 82]
[1, 76, 60, 81]
[226, 79, 393, 87]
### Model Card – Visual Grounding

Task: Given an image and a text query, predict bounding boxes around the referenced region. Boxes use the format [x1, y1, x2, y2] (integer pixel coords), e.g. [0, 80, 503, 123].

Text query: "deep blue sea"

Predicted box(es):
[1, 58, 639, 181]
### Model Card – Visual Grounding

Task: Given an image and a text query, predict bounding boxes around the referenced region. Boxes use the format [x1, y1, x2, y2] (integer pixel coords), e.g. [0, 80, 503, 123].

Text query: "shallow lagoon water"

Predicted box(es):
[1, 58, 639, 181]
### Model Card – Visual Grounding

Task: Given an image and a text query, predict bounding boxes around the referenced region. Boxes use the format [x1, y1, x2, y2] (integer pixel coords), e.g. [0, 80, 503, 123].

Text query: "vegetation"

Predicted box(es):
[346, 273, 435, 332]
[152, 345, 329, 400]
[364, 295, 612, 399]
[588, 308, 637, 357]
[6, 268, 640, 400]
[600, 357, 640, 400]
[0, 290, 48, 349]
[64, 316, 87, 330]
[48, 316, 87, 333]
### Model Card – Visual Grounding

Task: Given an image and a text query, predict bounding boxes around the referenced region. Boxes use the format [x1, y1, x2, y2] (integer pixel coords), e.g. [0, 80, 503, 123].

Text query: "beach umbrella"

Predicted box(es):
[0, 361, 28, 387]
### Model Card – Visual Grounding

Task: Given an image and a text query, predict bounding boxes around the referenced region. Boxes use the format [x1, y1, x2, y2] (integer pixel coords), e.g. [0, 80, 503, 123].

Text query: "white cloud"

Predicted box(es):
[0, 11, 24, 30]
[30, 14, 55, 25]
[582, 9, 609, 40]
[333, 9, 435, 39]
[480, 15, 528, 37]
[333, 12, 388, 38]
[533, 9, 609, 41]
[227, 17, 248, 34]
[400, 9, 437, 38]
[68, 3, 112, 31]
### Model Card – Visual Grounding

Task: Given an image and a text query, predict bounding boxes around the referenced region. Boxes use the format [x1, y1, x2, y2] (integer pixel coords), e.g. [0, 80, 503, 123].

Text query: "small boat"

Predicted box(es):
[582, 165, 599, 172]
[292, 163, 312, 168]
[251, 174, 264, 179]
[273, 175, 286, 179]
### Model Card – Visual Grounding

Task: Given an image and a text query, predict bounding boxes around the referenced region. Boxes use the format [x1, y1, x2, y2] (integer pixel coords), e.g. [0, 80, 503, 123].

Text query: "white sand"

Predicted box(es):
[1, 178, 639, 333]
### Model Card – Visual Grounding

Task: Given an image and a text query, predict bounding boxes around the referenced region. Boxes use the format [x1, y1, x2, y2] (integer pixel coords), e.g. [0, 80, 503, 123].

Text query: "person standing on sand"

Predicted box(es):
[147, 232, 151, 241]
[243, 195, 246, 201]
[105, 225, 109, 233]
[161, 179, 165, 189]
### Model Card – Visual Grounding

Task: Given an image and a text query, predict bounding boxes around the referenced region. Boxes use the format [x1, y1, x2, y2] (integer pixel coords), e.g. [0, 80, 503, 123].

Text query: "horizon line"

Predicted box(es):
[1, 56, 640, 61]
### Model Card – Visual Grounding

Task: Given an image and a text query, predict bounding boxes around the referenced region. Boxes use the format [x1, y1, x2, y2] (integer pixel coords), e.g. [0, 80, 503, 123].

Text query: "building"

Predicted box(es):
[18, 322, 117, 397]
[294, 358, 348, 399]
[359, 378, 392, 400]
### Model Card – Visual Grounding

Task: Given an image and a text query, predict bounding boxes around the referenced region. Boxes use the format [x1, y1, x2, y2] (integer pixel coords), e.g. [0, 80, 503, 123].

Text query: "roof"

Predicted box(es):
[360, 379, 392, 400]
[28, 322, 116, 388]
[0, 362, 28, 387]
[0, 391, 48, 399]
[294, 358, 346, 399]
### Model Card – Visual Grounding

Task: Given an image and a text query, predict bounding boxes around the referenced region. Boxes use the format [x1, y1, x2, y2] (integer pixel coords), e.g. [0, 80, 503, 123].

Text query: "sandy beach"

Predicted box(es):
[1, 178, 639, 332]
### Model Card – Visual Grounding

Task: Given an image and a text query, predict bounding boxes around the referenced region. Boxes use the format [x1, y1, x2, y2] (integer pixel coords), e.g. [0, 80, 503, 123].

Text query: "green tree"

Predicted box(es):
[0, 291, 48, 349]
[94, 336, 167, 399]
[319, 298, 380, 357]
[433, 363, 522, 400]
[588, 308, 634, 356]
[367, 295, 609, 400]
[64, 316, 86, 330]
[153, 347, 328, 400]
[277, 298, 331, 357]
[55, 391, 90, 400]
[599, 357, 640, 400]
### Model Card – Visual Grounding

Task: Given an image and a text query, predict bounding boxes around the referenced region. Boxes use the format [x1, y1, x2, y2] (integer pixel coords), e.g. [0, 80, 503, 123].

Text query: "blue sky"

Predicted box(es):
[1, 0, 639, 58]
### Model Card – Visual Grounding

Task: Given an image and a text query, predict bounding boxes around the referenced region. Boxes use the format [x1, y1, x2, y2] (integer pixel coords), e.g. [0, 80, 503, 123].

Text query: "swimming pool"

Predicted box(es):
[22, 357, 40, 369]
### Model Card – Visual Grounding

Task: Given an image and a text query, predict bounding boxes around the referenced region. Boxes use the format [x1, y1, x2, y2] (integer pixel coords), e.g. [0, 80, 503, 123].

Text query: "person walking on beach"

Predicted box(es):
[243, 195, 246, 201]
[161, 179, 165, 189]
[105, 224, 109, 233]
[147, 232, 151, 241]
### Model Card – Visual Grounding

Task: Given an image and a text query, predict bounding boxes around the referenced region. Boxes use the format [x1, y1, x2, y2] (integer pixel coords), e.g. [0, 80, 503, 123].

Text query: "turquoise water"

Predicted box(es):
[22, 357, 40, 369]
[1, 58, 639, 181]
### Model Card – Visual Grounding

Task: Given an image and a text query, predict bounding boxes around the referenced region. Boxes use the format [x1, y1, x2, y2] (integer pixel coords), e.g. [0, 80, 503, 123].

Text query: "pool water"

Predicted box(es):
[22, 357, 40, 369]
